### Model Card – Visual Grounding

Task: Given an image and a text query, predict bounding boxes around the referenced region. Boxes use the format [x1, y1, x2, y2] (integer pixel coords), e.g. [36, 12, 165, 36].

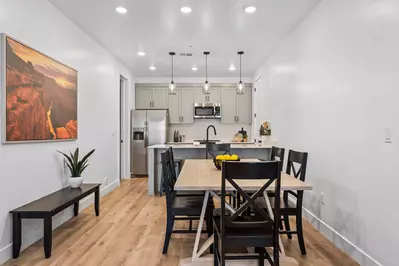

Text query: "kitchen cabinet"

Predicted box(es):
[236, 91, 252, 124]
[221, 87, 252, 124]
[152, 88, 168, 109]
[194, 88, 221, 103]
[221, 88, 237, 124]
[168, 88, 194, 124]
[135, 87, 152, 109]
[135, 87, 168, 109]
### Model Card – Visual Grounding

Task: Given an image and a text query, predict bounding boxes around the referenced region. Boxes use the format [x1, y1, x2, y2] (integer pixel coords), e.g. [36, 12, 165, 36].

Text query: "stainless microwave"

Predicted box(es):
[194, 103, 221, 119]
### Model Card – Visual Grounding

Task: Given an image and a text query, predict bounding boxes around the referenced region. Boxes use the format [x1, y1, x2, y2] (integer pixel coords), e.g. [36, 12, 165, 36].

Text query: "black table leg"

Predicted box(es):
[95, 188, 100, 216]
[43, 215, 52, 258]
[74, 202, 79, 217]
[12, 213, 22, 258]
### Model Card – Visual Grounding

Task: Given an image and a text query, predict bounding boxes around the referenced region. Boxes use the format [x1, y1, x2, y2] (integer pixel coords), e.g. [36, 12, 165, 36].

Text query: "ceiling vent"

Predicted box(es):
[179, 53, 193, 57]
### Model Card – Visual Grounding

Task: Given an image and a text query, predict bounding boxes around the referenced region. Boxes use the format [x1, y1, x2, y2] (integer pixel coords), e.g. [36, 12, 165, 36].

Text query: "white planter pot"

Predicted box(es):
[69, 177, 83, 188]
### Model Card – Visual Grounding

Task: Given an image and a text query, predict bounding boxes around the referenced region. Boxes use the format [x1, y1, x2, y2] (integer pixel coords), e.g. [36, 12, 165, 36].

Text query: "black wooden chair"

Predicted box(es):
[267, 150, 308, 255]
[213, 161, 281, 266]
[161, 149, 214, 254]
[270, 146, 285, 172]
[206, 143, 231, 159]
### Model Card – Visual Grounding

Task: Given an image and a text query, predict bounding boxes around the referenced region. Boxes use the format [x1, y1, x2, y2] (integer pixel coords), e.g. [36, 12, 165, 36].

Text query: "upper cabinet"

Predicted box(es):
[168, 88, 194, 124]
[194, 88, 221, 103]
[135, 84, 252, 125]
[221, 86, 252, 124]
[135, 87, 168, 109]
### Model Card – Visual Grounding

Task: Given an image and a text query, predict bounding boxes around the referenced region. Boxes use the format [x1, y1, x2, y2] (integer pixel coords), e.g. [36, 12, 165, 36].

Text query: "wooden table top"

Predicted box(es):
[175, 159, 313, 191]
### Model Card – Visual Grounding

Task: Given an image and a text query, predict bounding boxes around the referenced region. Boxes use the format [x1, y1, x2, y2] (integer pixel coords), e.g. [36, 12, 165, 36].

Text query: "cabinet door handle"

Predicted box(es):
[182, 116, 184, 122]
[237, 116, 239, 122]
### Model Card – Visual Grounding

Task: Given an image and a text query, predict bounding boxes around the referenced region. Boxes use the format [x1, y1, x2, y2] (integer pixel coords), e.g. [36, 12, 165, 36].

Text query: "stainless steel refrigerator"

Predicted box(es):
[130, 110, 169, 176]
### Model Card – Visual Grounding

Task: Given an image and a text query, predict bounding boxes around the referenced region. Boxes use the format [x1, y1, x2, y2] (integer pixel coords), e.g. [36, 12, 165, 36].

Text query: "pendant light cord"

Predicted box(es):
[172, 54, 174, 82]
[206, 54, 208, 82]
[240, 53, 242, 82]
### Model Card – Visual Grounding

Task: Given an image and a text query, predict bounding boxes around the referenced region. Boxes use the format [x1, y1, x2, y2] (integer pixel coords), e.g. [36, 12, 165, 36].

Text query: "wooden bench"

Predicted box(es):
[9, 183, 101, 259]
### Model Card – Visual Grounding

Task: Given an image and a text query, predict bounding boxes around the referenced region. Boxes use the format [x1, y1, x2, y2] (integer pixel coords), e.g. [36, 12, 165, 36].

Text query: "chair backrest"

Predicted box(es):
[167, 147, 178, 183]
[161, 149, 176, 206]
[271, 146, 285, 172]
[285, 150, 308, 207]
[206, 143, 231, 159]
[220, 160, 281, 233]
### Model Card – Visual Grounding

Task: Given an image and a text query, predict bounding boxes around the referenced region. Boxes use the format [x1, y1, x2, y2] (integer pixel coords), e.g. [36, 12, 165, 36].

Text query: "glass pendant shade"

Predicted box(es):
[203, 52, 211, 95]
[169, 81, 176, 95]
[203, 81, 211, 94]
[237, 81, 245, 94]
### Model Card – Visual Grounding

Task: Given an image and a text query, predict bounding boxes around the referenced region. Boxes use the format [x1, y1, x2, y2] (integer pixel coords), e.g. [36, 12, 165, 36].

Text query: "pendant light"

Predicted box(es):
[237, 51, 245, 94]
[169, 52, 177, 95]
[203, 52, 211, 95]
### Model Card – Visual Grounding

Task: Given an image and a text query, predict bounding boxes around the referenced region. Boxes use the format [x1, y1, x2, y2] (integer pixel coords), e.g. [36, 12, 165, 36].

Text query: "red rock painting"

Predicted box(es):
[4, 36, 77, 142]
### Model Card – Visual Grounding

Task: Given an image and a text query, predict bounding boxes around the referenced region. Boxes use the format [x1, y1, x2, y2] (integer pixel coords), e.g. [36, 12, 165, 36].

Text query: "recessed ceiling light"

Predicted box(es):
[149, 66, 156, 71]
[245, 6, 257, 13]
[116, 6, 128, 14]
[180, 7, 192, 13]
[229, 66, 236, 71]
[137, 52, 146, 56]
[192, 66, 198, 71]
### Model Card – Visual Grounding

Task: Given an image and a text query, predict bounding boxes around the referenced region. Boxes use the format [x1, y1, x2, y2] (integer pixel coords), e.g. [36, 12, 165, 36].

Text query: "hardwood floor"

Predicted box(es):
[3, 179, 359, 266]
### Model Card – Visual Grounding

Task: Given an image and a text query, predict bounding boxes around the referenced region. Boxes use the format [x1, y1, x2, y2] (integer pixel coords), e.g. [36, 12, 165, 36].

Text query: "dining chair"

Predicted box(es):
[206, 143, 231, 159]
[213, 161, 281, 266]
[270, 146, 285, 172]
[271, 149, 308, 255]
[161, 149, 214, 254]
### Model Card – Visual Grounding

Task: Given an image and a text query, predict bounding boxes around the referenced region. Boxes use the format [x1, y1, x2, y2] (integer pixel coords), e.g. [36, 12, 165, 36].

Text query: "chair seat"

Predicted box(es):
[213, 213, 275, 249]
[255, 197, 297, 215]
[176, 191, 205, 197]
[172, 196, 213, 216]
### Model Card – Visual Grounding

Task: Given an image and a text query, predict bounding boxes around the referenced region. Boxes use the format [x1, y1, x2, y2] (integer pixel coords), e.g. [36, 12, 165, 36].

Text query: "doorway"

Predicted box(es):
[119, 75, 128, 180]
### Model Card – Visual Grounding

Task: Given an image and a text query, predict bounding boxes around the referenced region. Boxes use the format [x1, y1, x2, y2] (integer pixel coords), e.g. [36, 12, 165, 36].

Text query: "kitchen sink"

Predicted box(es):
[194, 140, 220, 144]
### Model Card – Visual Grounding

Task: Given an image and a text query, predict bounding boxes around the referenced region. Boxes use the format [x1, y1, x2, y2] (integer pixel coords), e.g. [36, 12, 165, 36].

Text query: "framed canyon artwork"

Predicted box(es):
[1, 34, 78, 143]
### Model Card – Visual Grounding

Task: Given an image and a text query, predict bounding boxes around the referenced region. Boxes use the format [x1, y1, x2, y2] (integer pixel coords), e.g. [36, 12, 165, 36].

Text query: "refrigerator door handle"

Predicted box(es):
[144, 123, 149, 147]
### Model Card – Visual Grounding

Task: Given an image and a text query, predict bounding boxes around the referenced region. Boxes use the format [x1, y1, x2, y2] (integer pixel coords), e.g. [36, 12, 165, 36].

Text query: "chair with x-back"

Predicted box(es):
[213, 161, 281, 266]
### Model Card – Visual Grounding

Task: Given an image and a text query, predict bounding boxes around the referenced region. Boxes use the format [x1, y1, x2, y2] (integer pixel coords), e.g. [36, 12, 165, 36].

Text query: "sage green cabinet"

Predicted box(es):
[135, 87, 168, 109]
[168, 88, 194, 124]
[193, 88, 221, 103]
[221, 87, 252, 124]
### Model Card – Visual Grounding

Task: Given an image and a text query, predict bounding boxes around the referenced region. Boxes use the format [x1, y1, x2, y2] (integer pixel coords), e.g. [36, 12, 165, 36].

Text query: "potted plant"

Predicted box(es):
[58, 148, 95, 188]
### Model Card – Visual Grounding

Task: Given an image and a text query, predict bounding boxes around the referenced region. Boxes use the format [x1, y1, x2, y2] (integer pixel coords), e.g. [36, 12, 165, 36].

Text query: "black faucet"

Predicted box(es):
[206, 125, 217, 159]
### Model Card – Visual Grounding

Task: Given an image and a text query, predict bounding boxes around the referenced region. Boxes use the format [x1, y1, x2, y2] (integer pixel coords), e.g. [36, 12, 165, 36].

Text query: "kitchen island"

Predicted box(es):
[146, 143, 274, 195]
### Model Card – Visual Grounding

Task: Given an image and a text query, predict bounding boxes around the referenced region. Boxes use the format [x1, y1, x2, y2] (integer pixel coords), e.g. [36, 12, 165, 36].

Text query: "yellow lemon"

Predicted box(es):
[216, 155, 223, 160]
[231, 154, 239, 160]
[223, 154, 231, 160]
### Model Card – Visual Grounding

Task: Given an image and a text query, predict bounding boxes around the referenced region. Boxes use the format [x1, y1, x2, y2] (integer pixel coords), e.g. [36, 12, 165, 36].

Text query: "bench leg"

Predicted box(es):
[95, 188, 100, 216]
[74, 202, 79, 217]
[43, 215, 52, 258]
[12, 213, 22, 258]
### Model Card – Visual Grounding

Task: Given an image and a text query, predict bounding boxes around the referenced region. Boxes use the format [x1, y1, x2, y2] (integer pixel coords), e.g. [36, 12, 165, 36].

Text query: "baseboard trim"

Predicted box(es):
[287, 197, 382, 266]
[0, 180, 119, 265]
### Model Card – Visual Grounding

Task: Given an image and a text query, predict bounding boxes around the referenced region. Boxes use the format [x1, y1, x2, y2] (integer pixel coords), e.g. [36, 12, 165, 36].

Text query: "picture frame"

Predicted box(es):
[1, 34, 78, 143]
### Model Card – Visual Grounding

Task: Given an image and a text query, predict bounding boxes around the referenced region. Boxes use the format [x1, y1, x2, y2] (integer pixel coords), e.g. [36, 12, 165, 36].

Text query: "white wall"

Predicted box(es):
[253, 0, 399, 265]
[0, 0, 134, 264]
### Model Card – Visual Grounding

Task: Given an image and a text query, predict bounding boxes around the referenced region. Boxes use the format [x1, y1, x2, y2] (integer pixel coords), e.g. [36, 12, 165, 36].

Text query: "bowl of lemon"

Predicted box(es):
[213, 154, 240, 170]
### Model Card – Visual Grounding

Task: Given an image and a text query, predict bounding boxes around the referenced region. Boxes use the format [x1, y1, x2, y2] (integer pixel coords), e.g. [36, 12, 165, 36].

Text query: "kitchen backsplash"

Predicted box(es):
[169, 119, 252, 142]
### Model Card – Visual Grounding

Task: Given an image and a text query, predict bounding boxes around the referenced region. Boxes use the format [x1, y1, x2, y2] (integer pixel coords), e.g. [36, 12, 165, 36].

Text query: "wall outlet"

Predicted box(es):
[320, 192, 325, 205]
[104, 177, 108, 185]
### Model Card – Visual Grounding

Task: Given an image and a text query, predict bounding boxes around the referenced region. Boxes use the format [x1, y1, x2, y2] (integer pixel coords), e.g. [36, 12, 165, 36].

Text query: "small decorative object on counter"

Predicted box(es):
[232, 127, 248, 142]
[239, 127, 248, 142]
[57, 148, 95, 188]
[173, 130, 181, 142]
[260, 121, 271, 136]
[213, 154, 240, 170]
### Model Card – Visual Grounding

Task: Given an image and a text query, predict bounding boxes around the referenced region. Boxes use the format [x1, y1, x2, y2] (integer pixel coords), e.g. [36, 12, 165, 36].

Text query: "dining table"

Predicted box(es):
[174, 159, 313, 266]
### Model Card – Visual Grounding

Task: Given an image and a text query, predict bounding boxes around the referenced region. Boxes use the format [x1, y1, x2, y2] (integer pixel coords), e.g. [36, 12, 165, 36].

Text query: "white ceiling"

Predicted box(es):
[50, 0, 321, 78]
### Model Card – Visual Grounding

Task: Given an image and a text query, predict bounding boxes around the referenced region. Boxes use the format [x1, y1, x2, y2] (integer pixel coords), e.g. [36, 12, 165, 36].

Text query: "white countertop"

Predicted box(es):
[147, 143, 274, 149]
